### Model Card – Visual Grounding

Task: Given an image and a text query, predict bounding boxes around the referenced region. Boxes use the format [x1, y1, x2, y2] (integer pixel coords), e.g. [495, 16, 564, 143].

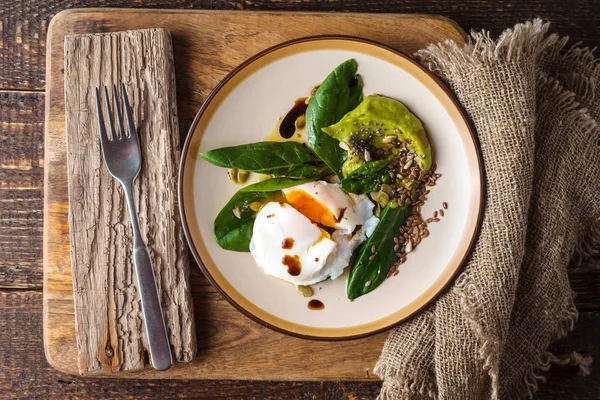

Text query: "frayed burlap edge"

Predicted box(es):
[376, 368, 437, 400]
[509, 74, 599, 399]
[405, 19, 600, 400]
[416, 20, 559, 400]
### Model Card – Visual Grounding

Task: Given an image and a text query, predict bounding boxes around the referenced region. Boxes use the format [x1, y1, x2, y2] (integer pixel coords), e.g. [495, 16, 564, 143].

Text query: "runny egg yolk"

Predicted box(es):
[284, 189, 339, 228]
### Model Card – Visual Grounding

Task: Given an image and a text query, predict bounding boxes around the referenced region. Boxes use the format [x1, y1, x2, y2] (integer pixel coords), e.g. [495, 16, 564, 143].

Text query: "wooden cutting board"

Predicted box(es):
[44, 8, 466, 379]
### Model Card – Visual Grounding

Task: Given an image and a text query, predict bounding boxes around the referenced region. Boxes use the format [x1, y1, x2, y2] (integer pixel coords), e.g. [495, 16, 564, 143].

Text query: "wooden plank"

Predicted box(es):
[0, 91, 44, 289]
[44, 9, 467, 380]
[0, 290, 323, 399]
[62, 28, 196, 374]
[3, 290, 600, 398]
[1, 1, 599, 91]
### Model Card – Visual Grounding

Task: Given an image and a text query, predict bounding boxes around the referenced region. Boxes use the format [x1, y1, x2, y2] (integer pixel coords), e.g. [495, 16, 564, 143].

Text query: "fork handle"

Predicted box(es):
[123, 180, 173, 371]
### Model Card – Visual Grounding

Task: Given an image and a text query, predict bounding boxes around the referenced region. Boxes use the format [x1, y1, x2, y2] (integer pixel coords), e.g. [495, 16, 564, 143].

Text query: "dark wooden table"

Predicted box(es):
[1, 1, 599, 398]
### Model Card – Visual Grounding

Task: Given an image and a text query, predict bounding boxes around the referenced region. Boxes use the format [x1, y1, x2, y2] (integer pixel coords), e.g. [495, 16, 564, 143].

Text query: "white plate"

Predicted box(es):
[179, 37, 483, 339]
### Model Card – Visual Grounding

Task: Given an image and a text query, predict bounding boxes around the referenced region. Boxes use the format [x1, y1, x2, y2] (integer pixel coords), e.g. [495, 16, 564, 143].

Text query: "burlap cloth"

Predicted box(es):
[375, 19, 600, 399]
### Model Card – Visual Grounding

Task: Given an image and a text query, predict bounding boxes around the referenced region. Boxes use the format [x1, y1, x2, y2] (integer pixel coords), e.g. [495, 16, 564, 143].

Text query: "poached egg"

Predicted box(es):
[249, 181, 378, 286]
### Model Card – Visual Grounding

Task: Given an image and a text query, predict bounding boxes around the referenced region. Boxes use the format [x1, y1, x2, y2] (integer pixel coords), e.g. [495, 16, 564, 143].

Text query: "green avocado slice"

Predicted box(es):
[322, 94, 432, 177]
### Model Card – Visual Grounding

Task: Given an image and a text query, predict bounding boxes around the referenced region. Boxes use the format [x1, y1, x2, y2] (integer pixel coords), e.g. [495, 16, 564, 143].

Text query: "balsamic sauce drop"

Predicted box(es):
[281, 238, 295, 250]
[279, 97, 308, 139]
[308, 299, 325, 310]
[282, 254, 302, 276]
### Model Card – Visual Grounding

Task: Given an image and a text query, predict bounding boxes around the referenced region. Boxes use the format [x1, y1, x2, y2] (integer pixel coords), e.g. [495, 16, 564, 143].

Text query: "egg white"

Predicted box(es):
[249, 183, 380, 286]
[250, 202, 337, 285]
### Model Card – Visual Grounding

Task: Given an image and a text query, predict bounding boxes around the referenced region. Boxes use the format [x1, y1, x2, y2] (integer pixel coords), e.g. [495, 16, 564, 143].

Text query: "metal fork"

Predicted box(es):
[95, 84, 173, 371]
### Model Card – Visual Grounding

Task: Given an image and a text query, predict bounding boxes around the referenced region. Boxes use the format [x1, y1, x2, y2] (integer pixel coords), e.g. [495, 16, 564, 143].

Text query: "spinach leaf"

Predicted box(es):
[214, 177, 316, 252]
[200, 142, 326, 178]
[286, 163, 332, 178]
[306, 59, 363, 178]
[347, 204, 408, 300]
[340, 159, 391, 194]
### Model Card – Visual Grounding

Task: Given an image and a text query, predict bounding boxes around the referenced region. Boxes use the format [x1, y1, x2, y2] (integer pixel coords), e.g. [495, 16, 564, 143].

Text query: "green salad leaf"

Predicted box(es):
[340, 158, 391, 194]
[200, 142, 328, 178]
[214, 177, 319, 252]
[306, 59, 363, 178]
[347, 204, 408, 300]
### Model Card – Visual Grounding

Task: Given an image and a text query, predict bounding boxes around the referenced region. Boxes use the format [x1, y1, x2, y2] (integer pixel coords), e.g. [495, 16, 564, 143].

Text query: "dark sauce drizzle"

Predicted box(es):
[281, 238, 294, 250]
[279, 97, 308, 139]
[308, 299, 325, 310]
[282, 254, 302, 276]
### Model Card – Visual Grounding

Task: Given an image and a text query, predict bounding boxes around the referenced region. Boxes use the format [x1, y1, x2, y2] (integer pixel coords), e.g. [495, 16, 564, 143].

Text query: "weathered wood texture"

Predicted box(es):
[3, 290, 600, 399]
[1, 1, 599, 91]
[44, 10, 466, 380]
[0, 1, 597, 397]
[63, 28, 195, 373]
[0, 91, 44, 289]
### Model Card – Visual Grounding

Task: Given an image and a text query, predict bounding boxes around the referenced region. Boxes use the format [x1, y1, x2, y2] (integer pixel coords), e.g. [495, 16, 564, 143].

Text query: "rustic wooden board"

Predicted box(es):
[63, 28, 196, 374]
[6, 290, 600, 397]
[44, 9, 466, 379]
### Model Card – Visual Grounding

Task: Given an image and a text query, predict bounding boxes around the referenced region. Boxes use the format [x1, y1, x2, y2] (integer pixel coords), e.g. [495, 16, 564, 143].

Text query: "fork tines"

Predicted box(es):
[94, 83, 137, 143]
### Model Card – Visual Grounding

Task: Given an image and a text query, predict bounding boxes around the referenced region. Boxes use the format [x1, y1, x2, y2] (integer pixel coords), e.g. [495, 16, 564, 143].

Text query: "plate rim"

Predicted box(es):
[178, 35, 484, 341]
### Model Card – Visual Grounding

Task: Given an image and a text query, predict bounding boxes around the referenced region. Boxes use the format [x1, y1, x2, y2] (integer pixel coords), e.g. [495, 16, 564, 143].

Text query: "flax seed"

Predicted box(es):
[395, 252, 402, 258]
[371, 245, 376, 253]
[393, 270, 399, 276]
[365, 280, 372, 287]
[369, 254, 376, 261]
[443, 202, 448, 209]
[394, 244, 399, 252]
[433, 218, 440, 222]
[439, 209, 445, 217]
[433, 211, 438, 218]
[426, 218, 433, 223]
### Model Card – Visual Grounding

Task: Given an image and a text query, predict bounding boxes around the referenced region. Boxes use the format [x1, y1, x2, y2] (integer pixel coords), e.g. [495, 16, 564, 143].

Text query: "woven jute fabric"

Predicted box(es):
[375, 20, 600, 399]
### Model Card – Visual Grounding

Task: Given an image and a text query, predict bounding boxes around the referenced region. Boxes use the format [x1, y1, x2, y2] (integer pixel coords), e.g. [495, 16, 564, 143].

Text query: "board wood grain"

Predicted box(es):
[5, 290, 600, 397]
[44, 8, 466, 379]
[2, 1, 599, 91]
[63, 28, 196, 374]
[0, 91, 44, 289]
